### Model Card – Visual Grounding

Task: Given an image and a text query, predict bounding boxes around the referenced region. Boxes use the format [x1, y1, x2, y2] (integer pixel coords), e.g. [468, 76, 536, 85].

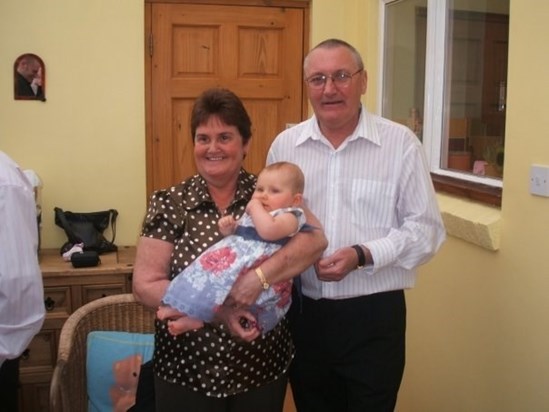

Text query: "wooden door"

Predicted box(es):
[146, 2, 307, 194]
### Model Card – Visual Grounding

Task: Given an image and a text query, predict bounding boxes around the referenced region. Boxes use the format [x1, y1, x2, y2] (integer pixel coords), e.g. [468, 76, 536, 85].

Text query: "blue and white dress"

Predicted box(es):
[162, 207, 306, 333]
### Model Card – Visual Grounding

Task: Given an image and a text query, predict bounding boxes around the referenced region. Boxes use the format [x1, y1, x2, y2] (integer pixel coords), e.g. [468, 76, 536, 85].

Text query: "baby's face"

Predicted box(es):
[252, 170, 299, 211]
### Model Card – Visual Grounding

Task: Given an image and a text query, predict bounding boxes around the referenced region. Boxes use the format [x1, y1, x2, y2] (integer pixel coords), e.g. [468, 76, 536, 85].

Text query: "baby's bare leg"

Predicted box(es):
[167, 316, 204, 335]
[157, 305, 182, 321]
[157, 304, 204, 335]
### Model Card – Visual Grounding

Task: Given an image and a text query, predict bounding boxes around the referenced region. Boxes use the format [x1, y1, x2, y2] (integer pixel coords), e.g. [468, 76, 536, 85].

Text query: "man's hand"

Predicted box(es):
[315, 246, 370, 282]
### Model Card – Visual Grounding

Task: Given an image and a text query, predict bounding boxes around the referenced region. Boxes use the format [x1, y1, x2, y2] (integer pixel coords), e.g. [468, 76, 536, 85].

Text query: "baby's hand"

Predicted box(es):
[218, 215, 237, 236]
[245, 198, 263, 214]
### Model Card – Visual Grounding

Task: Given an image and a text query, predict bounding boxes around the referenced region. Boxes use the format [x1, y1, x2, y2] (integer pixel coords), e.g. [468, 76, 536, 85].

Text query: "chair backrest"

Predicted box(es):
[49, 293, 156, 412]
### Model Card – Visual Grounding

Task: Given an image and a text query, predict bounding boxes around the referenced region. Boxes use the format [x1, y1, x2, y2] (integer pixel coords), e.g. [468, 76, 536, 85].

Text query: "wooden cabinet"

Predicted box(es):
[18, 247, 135, 412]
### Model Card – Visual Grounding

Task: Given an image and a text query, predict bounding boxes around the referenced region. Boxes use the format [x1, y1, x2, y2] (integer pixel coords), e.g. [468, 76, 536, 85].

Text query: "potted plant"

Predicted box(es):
[483, 143, 504, 177]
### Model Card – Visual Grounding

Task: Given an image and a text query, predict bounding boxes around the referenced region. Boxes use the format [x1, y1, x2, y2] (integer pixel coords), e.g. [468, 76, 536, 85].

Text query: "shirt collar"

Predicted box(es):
[184, 169, 255, 211]
[295, 106, 381, 148]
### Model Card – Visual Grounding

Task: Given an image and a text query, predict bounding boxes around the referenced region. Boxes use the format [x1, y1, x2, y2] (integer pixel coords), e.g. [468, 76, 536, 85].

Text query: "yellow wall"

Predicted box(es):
[0, 0, 146, 248]
[3, 0, 549, 410]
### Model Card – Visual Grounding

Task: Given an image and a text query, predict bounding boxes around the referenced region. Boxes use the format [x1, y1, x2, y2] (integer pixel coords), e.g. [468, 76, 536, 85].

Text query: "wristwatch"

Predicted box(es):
[351, 244, 366, 268]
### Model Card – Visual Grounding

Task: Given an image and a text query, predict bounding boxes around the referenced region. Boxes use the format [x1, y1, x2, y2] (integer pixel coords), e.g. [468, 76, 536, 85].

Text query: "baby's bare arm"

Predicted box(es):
[218, 215, 237, 237]
[246, 199, 299, 241]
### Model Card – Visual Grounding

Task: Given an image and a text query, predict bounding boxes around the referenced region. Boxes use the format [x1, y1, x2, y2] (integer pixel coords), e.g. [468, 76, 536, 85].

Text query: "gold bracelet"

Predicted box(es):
[254, 267, 270, 290]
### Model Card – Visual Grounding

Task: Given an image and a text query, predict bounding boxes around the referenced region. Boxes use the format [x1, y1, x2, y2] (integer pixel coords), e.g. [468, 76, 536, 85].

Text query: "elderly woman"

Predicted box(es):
[133, 88, 326, 412]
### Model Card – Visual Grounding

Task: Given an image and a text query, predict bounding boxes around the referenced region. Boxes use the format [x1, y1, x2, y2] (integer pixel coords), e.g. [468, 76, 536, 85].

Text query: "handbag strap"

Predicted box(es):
[54, 207, 80, 243]
[107, 209, 118, 244]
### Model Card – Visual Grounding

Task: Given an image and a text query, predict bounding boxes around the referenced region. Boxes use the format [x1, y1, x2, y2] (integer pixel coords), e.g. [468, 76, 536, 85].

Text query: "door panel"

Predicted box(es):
[148, 3, 305, 193]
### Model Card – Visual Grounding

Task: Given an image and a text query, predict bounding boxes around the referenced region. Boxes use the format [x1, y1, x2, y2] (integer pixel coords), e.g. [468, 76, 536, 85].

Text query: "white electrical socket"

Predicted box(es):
[530, 164, 549, 197]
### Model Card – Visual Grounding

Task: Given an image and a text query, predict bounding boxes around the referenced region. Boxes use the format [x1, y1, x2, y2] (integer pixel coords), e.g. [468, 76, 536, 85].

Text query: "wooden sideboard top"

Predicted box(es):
[39, 246, 136, 277]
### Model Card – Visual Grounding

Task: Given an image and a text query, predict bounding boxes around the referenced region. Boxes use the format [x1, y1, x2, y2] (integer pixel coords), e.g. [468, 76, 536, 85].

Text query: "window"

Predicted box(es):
[380, 0, 509, 206]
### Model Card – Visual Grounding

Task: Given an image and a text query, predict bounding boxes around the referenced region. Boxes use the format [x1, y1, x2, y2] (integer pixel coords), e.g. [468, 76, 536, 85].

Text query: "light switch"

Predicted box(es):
[530, 164, 549, 197]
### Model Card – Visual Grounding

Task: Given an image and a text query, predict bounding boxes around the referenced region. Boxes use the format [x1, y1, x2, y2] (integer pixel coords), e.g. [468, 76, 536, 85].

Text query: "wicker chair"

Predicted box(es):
[49, 293, 156, 412]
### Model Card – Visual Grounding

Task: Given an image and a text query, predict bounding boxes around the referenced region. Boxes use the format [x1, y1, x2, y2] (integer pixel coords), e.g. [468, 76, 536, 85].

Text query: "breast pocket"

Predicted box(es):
[351, 179, 397, 228]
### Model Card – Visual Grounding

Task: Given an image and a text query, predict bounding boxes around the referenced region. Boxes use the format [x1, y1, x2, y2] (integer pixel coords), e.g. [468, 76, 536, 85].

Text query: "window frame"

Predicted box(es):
[379, 0, 504, 207]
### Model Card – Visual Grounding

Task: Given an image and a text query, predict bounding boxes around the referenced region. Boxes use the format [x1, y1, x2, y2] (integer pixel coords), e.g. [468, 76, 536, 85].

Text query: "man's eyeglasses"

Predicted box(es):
[305, 69, 363, 89]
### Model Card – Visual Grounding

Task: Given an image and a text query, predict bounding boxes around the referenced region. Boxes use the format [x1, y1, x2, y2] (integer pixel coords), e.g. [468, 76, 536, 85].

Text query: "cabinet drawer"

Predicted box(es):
[19, 379, 51, 412]
[82, 283, 128, 304]
[19, 329, 57, 371]
[43, 286, 72, 316]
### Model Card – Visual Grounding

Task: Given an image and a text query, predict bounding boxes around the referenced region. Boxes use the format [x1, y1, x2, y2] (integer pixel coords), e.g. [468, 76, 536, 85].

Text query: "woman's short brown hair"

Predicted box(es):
[190, 88, 252, 144]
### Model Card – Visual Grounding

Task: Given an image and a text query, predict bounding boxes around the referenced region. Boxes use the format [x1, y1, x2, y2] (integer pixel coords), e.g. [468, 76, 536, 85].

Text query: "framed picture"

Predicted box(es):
[14, 53, 46, 101]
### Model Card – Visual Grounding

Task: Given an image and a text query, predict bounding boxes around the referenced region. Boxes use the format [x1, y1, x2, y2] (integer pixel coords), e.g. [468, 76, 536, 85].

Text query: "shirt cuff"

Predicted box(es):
[363, 237, 396, 275]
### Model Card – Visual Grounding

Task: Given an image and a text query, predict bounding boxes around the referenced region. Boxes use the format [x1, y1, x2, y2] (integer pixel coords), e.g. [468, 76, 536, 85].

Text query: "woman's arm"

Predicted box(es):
[225, 204, 327, 308]
[132, 236, 173, 309]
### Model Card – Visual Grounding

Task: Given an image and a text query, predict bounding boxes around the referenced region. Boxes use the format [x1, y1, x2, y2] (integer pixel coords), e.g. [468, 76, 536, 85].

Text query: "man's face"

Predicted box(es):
[304, 46, 367, 134]
[19, 60, 40, 82]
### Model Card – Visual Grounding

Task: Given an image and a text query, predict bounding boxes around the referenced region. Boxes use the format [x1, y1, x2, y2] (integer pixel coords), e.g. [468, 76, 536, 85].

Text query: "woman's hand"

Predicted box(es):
[224, 268, 263, 309]
[214, 304, 261, 342]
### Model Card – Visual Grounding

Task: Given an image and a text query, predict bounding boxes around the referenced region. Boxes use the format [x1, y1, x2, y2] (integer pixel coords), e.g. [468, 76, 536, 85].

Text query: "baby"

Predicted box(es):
[157, 161, 308, 335]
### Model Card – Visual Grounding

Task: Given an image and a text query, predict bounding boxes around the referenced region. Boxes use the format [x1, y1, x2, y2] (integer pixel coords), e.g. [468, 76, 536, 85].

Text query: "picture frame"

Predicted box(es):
[14, 53, 46, 101]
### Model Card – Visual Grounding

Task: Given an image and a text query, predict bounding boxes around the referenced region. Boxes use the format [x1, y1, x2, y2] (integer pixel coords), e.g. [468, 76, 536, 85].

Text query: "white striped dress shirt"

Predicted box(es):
[0, 151, 45, 366]
[268, 108, 446, 300]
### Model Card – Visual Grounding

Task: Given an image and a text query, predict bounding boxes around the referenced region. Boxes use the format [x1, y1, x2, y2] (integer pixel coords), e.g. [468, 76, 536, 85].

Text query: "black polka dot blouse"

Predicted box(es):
[141, 169, 294, 397]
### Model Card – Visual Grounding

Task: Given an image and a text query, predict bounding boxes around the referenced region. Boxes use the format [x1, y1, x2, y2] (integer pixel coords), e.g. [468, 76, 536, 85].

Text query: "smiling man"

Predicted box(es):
[268, 38, 446, 412]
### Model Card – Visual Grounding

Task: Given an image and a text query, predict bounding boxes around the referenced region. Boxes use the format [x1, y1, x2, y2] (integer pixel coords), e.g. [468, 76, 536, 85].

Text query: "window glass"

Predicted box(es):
[381, 0, 509, 185]
[382, 0, 427, 140]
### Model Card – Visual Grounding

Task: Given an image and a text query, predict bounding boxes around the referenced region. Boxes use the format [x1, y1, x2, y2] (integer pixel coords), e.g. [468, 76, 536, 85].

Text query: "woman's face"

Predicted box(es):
[193, 115, 250, 184]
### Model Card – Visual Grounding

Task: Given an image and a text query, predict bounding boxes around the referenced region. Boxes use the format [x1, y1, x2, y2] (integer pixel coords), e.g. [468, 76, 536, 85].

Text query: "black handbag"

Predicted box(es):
[54, 207, 118, 254]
